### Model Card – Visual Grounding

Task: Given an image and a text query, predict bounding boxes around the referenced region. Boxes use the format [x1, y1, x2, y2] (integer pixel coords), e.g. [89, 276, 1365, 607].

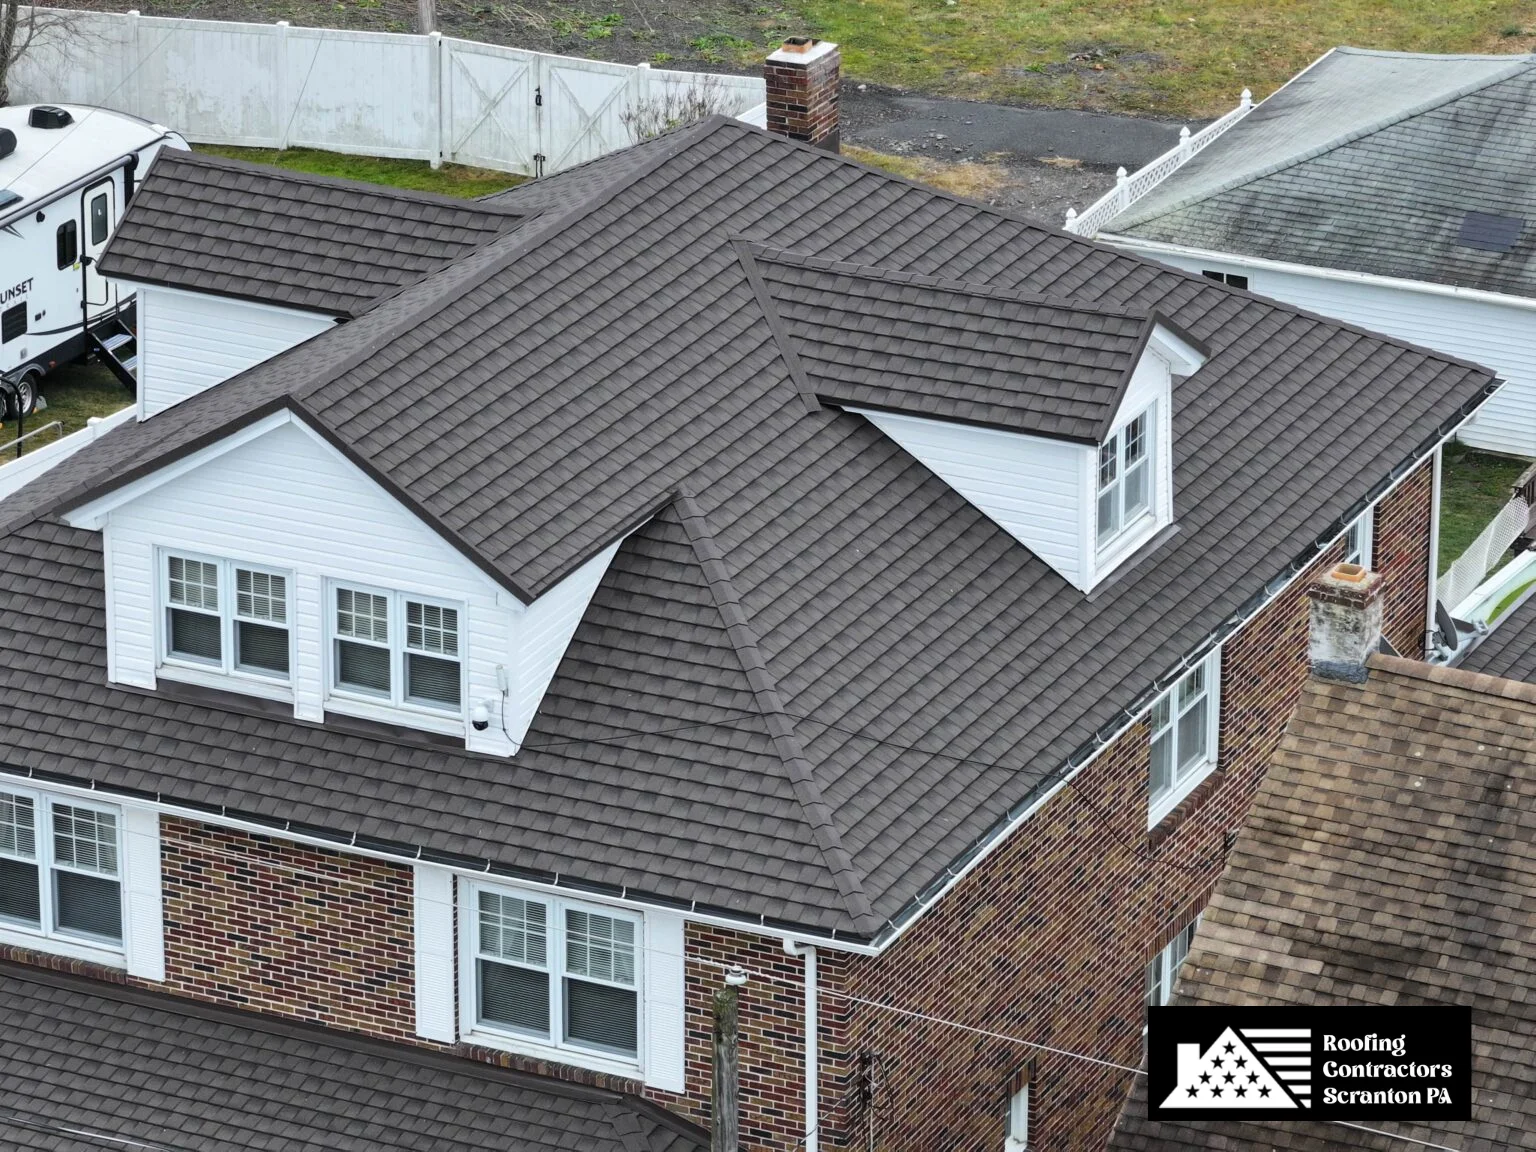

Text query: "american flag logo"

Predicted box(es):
[1159, 1026, 1312, 1110]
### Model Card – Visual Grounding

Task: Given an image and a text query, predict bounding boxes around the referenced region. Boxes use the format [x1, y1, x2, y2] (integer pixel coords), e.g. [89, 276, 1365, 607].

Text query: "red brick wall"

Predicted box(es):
[155, 817, 417, 1040]
[765, 44, 840, 150]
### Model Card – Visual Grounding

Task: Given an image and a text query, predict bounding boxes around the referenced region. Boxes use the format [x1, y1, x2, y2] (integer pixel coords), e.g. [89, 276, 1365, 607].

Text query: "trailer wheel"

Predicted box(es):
[7, 370, 40, 419]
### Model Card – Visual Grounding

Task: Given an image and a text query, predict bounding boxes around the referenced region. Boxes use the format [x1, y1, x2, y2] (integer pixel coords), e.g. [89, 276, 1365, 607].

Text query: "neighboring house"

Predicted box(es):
[1079, 47, 1536, 459]
[0, 40, 1503, 1151]
[1109, 573, 1536, 1149]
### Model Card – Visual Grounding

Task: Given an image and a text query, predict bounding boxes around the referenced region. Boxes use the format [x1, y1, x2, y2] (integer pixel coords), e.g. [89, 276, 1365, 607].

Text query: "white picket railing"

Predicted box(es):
[1064, 89, 1253, 238]
[8, 8, 764, 176]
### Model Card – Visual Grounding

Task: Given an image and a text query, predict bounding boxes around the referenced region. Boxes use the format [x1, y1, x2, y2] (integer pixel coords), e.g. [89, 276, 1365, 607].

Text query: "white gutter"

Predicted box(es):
[1426, 444, 1443, 656]
[1098, 234, 1536, 315]
[784, 939, 819, 1152]
[867, 405, 1486, 952]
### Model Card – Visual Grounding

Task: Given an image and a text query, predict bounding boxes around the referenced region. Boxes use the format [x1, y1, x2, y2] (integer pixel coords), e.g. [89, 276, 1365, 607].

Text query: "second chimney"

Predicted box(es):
[1308, 563, 1383, 683]
[765, 38, 840, 152]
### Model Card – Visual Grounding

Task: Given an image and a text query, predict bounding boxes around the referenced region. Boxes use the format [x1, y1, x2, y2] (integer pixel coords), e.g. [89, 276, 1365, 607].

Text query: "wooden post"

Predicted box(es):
[712, 967, 747, 1152]
[418, 0, 436, 35]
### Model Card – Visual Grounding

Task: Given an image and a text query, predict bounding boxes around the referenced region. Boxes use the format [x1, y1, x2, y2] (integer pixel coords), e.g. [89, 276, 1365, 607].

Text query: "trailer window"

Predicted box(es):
[56, 221, 77, 269]
[89, 193, 109, 245]
[1, 304, 25, 344]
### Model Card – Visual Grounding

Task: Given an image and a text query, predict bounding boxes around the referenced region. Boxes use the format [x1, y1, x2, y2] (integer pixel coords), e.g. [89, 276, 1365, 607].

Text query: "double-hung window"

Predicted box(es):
[1343, 507, 1374, 569]
[332, 586, 463, 712]
[1148, 650, 1220, 825]
[1145, 917, 1200, 1007]
[0, 789, 123, 949]
[163, 553, 291, 680]
[471, 884, 641, 1064]
[1097, 407, 1154, 547]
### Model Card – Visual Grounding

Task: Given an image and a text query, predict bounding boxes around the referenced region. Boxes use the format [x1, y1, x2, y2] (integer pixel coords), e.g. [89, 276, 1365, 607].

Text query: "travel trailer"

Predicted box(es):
[0, 103, 186, 416]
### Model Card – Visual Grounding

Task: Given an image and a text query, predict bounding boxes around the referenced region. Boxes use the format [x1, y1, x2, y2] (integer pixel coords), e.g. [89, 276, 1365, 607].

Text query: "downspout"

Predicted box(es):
[784, 939, 818, 1152]
[1425, 443, 1443, 655]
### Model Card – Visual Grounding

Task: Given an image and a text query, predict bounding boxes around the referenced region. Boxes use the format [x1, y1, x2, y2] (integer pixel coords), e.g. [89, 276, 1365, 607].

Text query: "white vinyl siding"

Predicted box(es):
[137, 285, 334, 418]
[79, 418, 620, 754]
[852, 407, 1092, 588]
[1113, 246, 1536, 457]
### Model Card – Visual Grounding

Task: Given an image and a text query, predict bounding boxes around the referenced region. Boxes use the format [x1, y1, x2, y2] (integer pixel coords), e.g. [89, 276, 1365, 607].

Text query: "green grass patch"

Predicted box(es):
[795, 0, 1536, 116]
[1438, 444, 1531, 575]
[0, 363, 131, 458]
[193, 145, 523, 198]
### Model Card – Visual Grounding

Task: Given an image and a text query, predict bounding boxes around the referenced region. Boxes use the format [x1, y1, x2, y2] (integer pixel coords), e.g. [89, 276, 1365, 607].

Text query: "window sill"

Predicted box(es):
[0, 922, 125, 970]
[1147, 757, 1219, 832]
[158, 661, 293, 704]
[1095, 512, 1161, 583]
[327, 693, 465, 738]
[461, 1025, 642, 1081]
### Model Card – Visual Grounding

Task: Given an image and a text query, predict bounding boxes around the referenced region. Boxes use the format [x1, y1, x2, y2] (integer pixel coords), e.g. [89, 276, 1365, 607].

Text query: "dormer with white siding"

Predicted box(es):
[747, 248, 1206, 592]
[63, 412, 623, 756]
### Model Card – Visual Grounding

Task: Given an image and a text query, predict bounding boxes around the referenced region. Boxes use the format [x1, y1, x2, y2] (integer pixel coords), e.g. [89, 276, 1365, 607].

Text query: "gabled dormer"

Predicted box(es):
[746, 248, 1207, 592]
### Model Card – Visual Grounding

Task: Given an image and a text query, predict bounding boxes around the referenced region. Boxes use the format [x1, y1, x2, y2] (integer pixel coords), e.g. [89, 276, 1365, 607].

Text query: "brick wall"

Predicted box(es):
[155, 817, 417, 1040]
[764, 42, 840, 151]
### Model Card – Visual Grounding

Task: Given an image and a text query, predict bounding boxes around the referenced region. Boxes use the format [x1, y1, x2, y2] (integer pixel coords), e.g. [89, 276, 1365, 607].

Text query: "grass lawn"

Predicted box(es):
[193, 145, 523, 198]
[1438, 444, 1531, 575]
[0, 364, 132, 458]
[799, 0, 1536, 116]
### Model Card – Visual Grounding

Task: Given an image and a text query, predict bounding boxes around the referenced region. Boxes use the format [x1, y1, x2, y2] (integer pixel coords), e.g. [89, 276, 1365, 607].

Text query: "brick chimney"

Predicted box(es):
[1308, 563, 1383, 683]
[765, 37, 840, 153]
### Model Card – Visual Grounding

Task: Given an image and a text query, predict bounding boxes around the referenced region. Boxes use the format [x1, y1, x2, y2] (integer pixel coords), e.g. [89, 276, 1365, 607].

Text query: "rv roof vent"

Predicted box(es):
[0, 128, 15, 160]
[28, 106, 73, 130]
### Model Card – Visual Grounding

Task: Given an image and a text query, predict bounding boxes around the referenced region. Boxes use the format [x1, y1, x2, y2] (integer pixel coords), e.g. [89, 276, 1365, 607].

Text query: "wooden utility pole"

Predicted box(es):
[712, 967, 748, 1152]
[416, 0, 435, 35]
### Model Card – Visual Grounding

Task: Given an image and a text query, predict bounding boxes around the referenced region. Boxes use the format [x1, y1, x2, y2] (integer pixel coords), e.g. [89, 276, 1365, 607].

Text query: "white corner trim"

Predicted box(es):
[413, 863, 457, 1043]
[643, 909, 688, 1094]
[122, 806, 166, 982]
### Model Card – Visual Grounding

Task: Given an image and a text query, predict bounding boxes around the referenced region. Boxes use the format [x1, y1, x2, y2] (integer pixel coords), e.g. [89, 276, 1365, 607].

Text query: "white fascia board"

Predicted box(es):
[1148, 323, 1206, 376]
[62, 409, 295, 530]
[1100, 234, 1536, 315]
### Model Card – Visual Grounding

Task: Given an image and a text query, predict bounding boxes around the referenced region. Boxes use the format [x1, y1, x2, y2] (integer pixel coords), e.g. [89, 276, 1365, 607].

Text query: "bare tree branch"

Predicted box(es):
[621, 74, 732, 143]
[1, 4, 97, 106]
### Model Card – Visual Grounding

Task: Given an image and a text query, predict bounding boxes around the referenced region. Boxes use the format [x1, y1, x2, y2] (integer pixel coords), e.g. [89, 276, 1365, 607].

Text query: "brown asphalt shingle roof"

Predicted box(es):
[0, 961, 705, 1152]
[97, 149, 527, 317]
[1109, 654, 1536, 1151]
[0, 117, 1501, 940]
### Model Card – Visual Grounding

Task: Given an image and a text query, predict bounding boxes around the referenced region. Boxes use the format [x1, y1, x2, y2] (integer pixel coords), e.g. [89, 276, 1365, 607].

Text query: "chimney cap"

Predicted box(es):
[768, 37, 839, 64]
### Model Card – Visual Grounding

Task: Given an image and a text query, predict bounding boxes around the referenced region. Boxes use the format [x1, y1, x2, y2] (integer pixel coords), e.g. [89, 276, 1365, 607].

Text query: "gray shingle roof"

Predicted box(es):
[0, 961, 705, 1152]
[749, 246, 1174, 442]
[98, 149, 527, 316]
[1104, 48, 1536, 298]
[0, 117, 1500, 940]
[1109, 655, 1536, 1151]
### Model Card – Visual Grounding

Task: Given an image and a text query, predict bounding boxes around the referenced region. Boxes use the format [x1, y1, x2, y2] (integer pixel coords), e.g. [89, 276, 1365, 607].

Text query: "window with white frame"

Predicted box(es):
[163, 553, 291, 679]
[1097, 407, 1154, 547]
[0, 789, 123, 948]
[1148, 651, 1220, 824]
[1145, 917, 1200, 1007]
[331, 585, 462, 711]
[1004, 1081, 1030, 1151]
[470, 884, 640, 1062]
[1343, 507, 1374, 569]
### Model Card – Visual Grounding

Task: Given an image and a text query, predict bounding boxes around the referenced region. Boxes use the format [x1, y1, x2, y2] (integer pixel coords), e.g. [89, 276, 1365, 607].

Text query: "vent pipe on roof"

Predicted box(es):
[765, 38, 840, 153]
[1308, 563, 1383, 683]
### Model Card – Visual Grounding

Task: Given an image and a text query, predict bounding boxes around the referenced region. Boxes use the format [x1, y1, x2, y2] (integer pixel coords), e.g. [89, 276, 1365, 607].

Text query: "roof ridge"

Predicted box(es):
[748, 243, 1150, 320]
[673, 492, 879, 934]
[1369, 651, 1536, 705]
[1113, 55, 1535, 230]
[154, 146, 526, 215]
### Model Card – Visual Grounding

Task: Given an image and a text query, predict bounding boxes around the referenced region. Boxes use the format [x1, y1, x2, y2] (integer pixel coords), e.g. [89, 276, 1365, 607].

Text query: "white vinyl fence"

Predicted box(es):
[9, 8, 765, 176]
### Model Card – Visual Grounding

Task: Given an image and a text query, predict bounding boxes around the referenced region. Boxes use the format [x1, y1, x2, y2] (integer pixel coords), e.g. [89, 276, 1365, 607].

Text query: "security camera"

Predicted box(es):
[471, 702, 491, 732]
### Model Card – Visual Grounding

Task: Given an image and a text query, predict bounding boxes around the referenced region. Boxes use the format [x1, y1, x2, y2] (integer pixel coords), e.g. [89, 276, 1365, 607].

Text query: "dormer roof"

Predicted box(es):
[0, 116, 1500, 941]
[746, 246, 1205, 442]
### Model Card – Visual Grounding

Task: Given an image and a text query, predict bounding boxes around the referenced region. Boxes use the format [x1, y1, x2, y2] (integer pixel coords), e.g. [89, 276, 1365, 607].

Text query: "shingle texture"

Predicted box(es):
[0, 961, 706, 1152]
[1109, 654, 1536, 1151]
[1106, 48, 1536, 297]
[750, 247, 1164, 441]
[0, 117, 1499, 940]
[98, 149, 526, 316]
[1458, 588, 1536, 681]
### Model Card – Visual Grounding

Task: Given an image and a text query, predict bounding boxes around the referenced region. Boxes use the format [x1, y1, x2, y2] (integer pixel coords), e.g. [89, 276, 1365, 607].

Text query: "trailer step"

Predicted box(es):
[99, 331, 134, 353]
[85, 320, 138, 396]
